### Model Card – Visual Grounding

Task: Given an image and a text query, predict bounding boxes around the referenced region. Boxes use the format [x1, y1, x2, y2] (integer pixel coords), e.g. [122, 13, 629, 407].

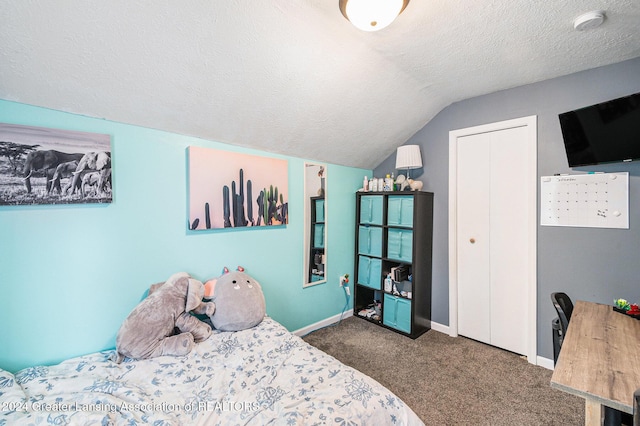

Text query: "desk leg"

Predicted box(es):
[585, 400, 602, 426]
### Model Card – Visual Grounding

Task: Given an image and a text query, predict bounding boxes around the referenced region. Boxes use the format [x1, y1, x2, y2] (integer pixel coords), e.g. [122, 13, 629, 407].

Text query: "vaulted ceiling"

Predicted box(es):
[1, 1, 639, 169]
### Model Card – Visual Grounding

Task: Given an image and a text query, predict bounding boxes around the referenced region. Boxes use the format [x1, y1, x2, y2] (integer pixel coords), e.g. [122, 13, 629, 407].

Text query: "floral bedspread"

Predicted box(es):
[1, 317, 424, 425]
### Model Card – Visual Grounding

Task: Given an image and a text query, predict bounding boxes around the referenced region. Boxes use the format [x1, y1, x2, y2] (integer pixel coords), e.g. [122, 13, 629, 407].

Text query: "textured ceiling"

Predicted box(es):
[1, 1, 639, 169]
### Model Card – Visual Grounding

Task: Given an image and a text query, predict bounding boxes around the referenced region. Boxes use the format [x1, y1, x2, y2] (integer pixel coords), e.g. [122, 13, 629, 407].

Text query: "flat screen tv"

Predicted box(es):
[558, 91, 640, 167]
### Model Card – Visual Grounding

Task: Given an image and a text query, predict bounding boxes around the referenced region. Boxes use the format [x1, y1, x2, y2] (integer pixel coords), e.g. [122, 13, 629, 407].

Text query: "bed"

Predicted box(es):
[0, 316, 424, 425]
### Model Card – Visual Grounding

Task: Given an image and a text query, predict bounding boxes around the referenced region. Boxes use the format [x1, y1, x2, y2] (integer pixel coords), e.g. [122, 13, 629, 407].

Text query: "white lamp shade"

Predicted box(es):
[340, 0, 408, 32]
[395, 145, 423, 170]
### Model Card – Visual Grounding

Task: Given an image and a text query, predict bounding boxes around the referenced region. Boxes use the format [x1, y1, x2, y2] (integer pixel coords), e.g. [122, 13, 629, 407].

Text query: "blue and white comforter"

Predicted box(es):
[1, 317, 424, 425]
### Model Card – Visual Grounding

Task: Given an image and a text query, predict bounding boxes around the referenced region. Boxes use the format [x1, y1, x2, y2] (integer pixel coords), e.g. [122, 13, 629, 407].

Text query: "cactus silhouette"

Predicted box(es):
[231, 181, 237, 227]
[206, 167, 286, 228]
[256, 190, 264, 226]
[247, 180, 254, 225]
[223, 185, 231, 228]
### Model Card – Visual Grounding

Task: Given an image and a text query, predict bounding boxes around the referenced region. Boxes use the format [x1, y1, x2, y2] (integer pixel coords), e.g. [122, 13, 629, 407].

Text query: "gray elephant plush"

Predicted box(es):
[114, 272, 216, 363]
[203, 266, 266, 331]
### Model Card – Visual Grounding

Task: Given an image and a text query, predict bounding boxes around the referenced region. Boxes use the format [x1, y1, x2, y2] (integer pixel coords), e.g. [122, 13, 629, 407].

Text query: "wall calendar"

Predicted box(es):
[540, 172, 629, 229]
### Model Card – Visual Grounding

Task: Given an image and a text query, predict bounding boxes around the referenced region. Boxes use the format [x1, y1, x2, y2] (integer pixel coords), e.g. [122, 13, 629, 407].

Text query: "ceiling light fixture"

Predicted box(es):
[573, 11, 606, 31]
[339, 0, 410, 32]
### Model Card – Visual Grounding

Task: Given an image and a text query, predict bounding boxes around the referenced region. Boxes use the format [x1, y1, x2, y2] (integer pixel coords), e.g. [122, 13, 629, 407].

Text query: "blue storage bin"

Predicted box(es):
[315, 199, 325, 222]
[357, 256, 382, 290]
[387, 229, 413, 262]
[314, 224, 324, 248]
[358, 226, 382, 257]
[360, 196, 383, 225]
[383, 294, 412, 334]
[387, 196, 413, 227]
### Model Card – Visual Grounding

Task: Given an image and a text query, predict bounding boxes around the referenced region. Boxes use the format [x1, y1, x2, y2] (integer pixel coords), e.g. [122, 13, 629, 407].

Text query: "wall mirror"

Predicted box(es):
[303, 163, 327, 287]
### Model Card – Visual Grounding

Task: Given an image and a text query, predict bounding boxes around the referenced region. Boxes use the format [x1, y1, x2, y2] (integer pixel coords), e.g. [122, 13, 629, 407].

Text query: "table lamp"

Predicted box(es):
[395, 145, 422, 179]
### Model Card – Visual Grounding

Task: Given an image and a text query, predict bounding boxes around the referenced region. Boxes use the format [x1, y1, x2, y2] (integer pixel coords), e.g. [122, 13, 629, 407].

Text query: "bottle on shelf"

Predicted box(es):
[384, 274, 393, 292]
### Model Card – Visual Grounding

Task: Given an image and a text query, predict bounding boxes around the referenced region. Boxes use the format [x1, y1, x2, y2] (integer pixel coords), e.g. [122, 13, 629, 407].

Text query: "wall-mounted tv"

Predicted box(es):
[558, 91, 640, 167]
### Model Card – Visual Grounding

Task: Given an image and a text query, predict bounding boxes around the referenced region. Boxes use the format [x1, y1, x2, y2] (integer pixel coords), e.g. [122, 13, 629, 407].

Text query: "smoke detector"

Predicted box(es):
[573, 11, 605, 31]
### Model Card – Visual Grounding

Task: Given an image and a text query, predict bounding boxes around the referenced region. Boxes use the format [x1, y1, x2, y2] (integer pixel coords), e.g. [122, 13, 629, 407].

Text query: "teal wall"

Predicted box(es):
[0, 100, 369, 373]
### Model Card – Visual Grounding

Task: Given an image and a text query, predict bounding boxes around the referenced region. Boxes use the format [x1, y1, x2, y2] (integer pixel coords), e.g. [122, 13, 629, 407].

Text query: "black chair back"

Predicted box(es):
[551, 292, 574, 337]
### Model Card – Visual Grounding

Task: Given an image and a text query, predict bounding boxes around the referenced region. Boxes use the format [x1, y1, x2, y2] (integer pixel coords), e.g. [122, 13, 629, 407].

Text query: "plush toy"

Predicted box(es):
[114, 272, 216, 363]
[203, 266, 266, 331]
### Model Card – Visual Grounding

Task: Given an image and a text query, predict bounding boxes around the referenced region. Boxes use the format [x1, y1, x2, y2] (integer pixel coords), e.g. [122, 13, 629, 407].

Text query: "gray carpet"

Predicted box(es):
[302, 316, 584, 425]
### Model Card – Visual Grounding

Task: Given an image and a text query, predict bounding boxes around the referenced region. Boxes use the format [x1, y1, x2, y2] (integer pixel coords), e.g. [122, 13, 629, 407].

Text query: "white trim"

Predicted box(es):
[294, 314, 449, 338]
[292, 310, 353, 337]
[536, 356, 555, 371]
[448, 116, 538, 365]
[303, 162, 328, 288]
[429, 321, 449, 335]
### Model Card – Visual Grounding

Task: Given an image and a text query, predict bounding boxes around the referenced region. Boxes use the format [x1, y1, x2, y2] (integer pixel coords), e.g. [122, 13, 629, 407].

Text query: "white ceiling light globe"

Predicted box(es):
[345, 0, 405, 32]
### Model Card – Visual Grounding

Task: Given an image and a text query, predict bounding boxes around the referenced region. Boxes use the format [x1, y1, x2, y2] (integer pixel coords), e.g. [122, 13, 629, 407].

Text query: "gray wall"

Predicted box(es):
[375, 57, 640, 360]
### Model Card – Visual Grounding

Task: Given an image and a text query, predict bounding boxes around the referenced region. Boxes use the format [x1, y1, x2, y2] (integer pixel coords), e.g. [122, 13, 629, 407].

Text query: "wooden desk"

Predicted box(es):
[551, 301, 640, 425]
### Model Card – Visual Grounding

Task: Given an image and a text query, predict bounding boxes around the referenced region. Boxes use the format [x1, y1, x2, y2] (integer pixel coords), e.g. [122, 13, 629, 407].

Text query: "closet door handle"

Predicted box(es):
[470, 238, 476, 244]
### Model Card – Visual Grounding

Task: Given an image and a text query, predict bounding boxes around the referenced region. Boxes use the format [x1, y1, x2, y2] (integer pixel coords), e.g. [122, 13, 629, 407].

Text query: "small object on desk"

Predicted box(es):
[614, 298, 631, 311]
[626, 303, 640, 319]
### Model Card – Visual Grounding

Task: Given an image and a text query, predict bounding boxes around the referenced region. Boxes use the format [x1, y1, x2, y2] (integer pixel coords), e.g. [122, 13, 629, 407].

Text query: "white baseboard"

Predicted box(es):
[293, 311, 354, 337]
[294, 314, 449, 337]
[429, 321, 449, 334]
[536, 356, 554, 370]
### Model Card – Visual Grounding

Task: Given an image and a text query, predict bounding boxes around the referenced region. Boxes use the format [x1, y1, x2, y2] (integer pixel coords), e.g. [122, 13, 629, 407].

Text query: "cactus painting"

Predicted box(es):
[188, 146, 288, 230]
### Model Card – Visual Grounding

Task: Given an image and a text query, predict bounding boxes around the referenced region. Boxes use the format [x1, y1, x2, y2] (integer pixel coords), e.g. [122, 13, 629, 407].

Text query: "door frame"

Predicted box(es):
[448, 115, 538, 364]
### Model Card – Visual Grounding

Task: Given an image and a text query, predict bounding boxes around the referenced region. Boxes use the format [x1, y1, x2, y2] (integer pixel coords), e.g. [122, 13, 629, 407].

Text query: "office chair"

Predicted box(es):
[551, 292, 574, 366]
[551, 292, 574, 336]
[551, 317, 562, 365]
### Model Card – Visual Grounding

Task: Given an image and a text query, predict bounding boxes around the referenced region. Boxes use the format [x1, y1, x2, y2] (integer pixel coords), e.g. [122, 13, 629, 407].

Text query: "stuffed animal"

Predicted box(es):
[203, 266, 266, 331]
[114, 272, 216, 363]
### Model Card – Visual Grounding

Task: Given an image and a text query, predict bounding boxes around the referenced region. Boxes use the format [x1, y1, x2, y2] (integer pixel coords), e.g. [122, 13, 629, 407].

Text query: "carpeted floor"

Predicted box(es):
[302, 316, 584, 425]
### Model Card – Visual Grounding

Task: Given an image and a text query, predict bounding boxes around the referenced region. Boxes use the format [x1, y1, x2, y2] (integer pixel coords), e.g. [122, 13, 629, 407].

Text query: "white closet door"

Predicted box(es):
[456, 125, 529, 356]
[488, 126, 529, 355]
[456, 132, 491, 345]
